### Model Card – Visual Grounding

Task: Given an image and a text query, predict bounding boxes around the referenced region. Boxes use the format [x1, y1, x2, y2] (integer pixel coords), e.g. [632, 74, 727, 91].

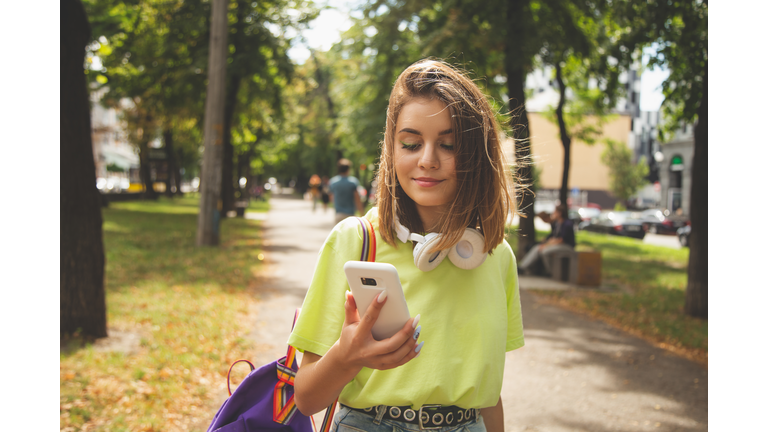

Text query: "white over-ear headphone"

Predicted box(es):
[394, 218, 487, 272]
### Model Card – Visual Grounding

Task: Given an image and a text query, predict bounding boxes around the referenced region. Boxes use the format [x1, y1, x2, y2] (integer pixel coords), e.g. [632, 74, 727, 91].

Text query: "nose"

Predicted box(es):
[418, 143, 440, 170]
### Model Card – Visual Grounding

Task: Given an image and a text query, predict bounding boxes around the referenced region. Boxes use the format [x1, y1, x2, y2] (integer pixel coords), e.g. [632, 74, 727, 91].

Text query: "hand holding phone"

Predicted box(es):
[343, 261, 411, 340]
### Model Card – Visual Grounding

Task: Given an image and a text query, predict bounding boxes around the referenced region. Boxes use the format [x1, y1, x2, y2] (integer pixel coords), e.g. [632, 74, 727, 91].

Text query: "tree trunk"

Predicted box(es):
[237, 147, 253, 200]
[174, 146, 184, 196]
[555, 62, 572, 207]
[196, 0, 229, 246]
[61, 0, 107, 339]
[163, 128, 176, 197]
[138, 135, 157, 200]
[220, 0, 248, 215]
[506, 0, 536, 257]
[221, 72, 241, 214]
[685, 60, 707, 319]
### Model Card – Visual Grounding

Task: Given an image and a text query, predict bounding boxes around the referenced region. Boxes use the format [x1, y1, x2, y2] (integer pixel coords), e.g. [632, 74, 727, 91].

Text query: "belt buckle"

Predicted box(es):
[418, 404, 442, 430]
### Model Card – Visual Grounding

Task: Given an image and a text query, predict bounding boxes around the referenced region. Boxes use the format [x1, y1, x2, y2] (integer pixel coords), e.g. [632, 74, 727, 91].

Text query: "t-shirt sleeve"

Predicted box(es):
[505, 247, 525, 351]
[287, 218, 363, 356]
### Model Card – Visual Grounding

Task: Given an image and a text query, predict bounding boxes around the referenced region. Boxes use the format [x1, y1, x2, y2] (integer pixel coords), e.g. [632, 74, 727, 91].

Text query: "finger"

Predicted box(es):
[378, 339, 424, 370]
[357, 290, 388, 334]
[343, 291, 361, 326]
[369, 314, 419, 357]
[377, 329, 420, 367]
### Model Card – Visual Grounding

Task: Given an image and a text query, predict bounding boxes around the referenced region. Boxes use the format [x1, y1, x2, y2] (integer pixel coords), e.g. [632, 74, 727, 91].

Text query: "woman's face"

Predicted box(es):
[393, 98, 458, 228]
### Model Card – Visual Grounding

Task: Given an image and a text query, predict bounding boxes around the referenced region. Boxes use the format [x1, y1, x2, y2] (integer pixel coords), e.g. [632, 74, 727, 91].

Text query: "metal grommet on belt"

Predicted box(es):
[403, 409, 417, 421]
[432, 413, 444, 426]
[389, 406, 401, 419]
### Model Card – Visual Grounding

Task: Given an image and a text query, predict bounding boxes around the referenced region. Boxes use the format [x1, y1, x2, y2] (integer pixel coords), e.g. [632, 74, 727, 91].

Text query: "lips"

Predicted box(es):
[413, 177, 443, 187]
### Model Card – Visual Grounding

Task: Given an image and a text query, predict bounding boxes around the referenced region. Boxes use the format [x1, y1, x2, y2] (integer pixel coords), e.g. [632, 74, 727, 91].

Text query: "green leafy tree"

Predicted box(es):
[218, 0, 316, 212]
[611, 0, 707, 318]
[83, 0, 211, 199]
[601, 139, 649, 207]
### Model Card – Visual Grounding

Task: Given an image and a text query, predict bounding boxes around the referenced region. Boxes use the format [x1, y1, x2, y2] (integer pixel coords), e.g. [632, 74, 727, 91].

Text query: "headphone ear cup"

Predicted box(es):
[448, 228, 487, 270]
[413, 233, 449, 272]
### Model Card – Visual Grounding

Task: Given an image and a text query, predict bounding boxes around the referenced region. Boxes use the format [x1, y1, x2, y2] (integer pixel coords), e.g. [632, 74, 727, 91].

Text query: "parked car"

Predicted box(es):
[677, 225, 691, 247]
[574, 207, 602, 229]
[580, 211, 647, 240]
[640, 209, 689, 235]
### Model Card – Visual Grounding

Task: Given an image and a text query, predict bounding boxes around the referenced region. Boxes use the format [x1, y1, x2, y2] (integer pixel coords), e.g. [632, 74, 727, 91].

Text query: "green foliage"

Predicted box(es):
[600, 138, 649, 203]
[609, 0, 708, 140]
[106, 163, 126, 173]
[82, 0, 319, 188]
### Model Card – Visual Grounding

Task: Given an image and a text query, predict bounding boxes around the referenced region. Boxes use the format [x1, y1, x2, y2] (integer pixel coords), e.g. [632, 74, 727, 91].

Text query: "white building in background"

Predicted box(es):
[90, 86, 140, 192]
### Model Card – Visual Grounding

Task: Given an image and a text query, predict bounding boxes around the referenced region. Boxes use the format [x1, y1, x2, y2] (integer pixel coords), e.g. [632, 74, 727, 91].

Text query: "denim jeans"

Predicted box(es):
[331, 405, 487, 432]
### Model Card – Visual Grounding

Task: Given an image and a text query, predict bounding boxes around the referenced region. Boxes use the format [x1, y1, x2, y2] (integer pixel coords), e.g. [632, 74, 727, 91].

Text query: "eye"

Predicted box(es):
[400, 141, 420, 151]
[440, 143, 455, 151]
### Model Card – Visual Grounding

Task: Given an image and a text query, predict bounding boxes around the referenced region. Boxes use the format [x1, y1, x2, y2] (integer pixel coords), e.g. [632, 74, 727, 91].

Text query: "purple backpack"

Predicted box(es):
[207, 310, 336, 432]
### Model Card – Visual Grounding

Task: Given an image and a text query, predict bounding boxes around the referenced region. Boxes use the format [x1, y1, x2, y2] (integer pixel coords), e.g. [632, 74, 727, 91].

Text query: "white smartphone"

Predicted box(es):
[343, 261, 411, 341]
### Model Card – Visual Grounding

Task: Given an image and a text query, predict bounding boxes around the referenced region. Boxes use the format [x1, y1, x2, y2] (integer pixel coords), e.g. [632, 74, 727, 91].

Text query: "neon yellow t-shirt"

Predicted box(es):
[288, 208, 524, 409]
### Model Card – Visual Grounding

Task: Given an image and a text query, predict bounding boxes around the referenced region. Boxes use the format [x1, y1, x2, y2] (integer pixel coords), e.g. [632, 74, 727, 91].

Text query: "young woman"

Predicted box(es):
[289, 59, 524, 432]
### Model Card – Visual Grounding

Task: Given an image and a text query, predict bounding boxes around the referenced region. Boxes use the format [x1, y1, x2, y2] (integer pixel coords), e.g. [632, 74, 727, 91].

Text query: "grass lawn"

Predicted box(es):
[506, 226, 707, 366]
[60, 195, 269, 432]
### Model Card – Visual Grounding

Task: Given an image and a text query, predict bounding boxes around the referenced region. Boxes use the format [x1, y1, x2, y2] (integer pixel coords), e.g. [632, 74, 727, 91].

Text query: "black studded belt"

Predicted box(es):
[343, 404, 480, 430]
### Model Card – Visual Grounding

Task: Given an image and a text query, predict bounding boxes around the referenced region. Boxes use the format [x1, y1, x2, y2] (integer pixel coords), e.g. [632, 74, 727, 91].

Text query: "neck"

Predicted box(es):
[416, 206, 446, 233]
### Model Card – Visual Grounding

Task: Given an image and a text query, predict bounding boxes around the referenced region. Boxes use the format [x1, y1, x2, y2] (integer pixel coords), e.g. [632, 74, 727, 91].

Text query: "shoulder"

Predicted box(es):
[485, 238, 516, 274]
[331, 212, 378, 240]
[491, 238, 515, 262]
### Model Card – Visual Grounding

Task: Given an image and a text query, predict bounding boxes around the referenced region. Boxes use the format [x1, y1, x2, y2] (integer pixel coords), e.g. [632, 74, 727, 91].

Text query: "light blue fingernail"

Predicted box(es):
[415, 341, 425, 353]
[413, 325, 421, 341]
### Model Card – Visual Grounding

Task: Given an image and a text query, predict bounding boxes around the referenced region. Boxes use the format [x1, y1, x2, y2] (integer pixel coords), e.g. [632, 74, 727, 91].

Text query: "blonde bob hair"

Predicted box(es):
[376, 59, 516, 254]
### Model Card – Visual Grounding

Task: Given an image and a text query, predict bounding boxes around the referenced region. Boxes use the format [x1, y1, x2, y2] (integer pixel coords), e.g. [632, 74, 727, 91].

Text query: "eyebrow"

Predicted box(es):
[398, 128, 453, 136]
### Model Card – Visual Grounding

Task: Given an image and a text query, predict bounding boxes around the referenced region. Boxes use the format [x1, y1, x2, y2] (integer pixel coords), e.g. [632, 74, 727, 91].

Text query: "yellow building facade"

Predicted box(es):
[523, 112, 632, 207]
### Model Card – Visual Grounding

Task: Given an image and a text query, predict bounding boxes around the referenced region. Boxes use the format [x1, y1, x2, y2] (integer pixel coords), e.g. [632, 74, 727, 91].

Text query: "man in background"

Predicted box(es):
[328, 158, 365, 224]
[517, 204, 576, 276]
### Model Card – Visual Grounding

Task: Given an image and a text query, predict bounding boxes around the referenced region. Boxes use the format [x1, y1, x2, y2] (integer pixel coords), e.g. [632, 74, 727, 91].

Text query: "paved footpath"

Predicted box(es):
[246, 194, 707, 432]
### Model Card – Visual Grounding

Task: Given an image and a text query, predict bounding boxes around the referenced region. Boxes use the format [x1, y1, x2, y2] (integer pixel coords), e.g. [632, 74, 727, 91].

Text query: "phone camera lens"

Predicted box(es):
[361, 277, 377, 286]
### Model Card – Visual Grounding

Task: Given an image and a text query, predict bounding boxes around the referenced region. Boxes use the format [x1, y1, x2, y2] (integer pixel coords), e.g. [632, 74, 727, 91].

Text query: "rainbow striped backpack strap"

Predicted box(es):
[356, 216, 376, 262]
[275, 309, 341, 430]
[272, 309, 305, 425]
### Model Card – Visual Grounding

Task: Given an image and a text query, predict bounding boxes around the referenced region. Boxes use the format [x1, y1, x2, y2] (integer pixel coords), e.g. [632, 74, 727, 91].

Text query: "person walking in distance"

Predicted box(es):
[309, 174, 322, 212]
[320, 175, 331, 212]
[328, 158, 365, 224]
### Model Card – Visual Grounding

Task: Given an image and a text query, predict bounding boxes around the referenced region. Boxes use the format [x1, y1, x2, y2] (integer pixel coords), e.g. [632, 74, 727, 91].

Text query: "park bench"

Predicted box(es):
[549, 249, 602, 287]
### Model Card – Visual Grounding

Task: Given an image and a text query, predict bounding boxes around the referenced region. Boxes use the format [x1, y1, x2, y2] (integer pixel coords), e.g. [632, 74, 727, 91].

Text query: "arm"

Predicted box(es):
[480, 396, 504, 432]
[294, 292, 420, 415]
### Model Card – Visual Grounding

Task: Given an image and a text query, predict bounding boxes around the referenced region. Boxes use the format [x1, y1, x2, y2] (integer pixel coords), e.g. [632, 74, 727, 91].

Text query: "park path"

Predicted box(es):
[246, 193, 707, 432]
